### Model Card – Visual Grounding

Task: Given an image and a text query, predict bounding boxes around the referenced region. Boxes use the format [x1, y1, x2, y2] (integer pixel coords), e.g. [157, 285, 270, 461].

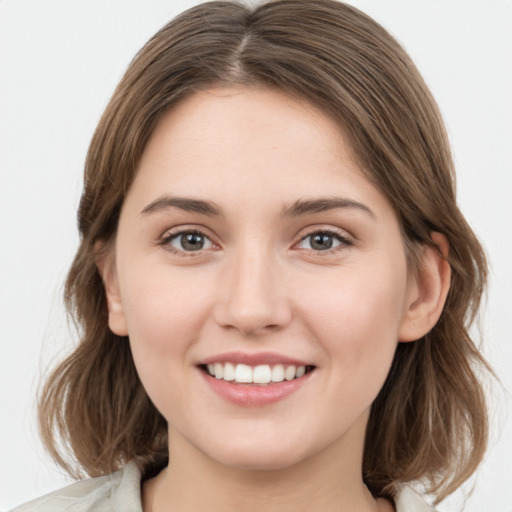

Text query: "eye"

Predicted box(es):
[297, 230, 352, 252]
[163, 230, 214, 252]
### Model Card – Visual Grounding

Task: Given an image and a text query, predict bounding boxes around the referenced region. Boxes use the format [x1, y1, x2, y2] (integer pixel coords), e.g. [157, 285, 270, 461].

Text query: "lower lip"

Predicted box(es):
[200, 370, 312, 407]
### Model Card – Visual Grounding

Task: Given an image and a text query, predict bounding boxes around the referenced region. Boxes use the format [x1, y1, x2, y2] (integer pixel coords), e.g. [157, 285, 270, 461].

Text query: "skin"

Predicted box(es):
[101, 86, 450, 512]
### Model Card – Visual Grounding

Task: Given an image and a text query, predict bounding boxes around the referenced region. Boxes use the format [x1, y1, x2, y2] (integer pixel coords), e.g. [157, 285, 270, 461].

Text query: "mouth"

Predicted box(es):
[200, 362, 316, 385]
[197, 352, 317, 406]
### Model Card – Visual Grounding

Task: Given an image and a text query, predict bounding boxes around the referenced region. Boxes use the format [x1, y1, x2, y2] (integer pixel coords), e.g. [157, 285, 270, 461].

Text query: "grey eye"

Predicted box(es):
[299, 232, 344, 251]
[169, 232, 213, 251]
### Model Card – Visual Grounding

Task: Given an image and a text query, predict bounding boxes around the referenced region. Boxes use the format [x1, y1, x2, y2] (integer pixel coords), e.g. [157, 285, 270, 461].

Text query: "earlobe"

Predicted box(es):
[95, 246, 129, 337]
[398, 232, 451, 342]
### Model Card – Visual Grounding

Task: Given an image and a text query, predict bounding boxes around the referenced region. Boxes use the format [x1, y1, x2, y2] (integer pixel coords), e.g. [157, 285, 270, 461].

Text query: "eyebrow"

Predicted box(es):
[282, 197, 376, 219]
[140, 195, 223, 216]
[140, 195, 375, 219]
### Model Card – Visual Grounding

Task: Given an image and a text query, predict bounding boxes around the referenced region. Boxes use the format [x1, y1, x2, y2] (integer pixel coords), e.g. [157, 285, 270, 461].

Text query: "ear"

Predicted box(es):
[398, 232, 451, 342]
[95, 244, 129, 337]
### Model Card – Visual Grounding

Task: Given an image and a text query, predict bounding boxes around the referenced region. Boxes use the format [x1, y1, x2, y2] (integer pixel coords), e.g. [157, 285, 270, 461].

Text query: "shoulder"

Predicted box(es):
[10, 462, 142, 512]
[395, 485, 437, 512]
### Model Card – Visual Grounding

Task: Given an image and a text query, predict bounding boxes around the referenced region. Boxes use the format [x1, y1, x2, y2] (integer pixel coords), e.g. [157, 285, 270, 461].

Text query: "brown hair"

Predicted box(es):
[38, 0, 490, 502]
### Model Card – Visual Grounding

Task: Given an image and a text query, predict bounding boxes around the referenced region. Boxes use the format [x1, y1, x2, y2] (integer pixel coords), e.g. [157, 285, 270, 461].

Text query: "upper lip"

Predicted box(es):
[198, 351, 312, 367]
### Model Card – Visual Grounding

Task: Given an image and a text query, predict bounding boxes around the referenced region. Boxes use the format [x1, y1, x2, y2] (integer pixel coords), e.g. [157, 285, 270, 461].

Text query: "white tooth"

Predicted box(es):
[207, 364, 215, 376]
[223, 362, 235, 381]
[284, 365, 296, 381]
[235, 364, 253, 383]
[296, 365, 306, 378]
[253, 365, 272, 384]
[271, 364, 285, 382]
[214, 363, 223, 379]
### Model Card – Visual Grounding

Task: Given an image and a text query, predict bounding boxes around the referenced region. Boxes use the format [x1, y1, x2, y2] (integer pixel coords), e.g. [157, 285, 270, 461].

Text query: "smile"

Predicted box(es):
[198, 353, 316, 406]
[203, 362, 314, 385]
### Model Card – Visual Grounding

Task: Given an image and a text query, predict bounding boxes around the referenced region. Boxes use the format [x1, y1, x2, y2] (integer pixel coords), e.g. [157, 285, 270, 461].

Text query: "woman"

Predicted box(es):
[12, 1, 491, 510]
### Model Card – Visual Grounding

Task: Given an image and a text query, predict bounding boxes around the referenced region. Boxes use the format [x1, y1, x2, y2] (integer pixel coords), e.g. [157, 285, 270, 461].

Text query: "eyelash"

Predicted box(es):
[158, 229, 215, 257]
[297, 229, 353, 254]
[158, 228, 353, 256]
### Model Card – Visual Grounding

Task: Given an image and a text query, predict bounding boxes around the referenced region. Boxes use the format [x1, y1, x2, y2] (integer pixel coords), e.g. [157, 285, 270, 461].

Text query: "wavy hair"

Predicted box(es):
[38, 0, 490, 502]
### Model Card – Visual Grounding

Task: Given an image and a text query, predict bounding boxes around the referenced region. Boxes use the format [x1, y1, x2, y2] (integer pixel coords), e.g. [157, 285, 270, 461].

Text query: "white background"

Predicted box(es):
[1, 1, 511, 510]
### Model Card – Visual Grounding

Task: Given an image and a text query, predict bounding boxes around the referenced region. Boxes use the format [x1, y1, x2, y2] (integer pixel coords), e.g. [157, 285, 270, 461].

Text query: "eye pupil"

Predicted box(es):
[181, 233, 204, 251]
[310, 234, 333, 250]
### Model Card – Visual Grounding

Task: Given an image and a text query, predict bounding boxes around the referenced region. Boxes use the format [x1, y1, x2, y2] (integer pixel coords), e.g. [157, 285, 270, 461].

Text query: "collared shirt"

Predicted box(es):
[12, 462, 436, 512]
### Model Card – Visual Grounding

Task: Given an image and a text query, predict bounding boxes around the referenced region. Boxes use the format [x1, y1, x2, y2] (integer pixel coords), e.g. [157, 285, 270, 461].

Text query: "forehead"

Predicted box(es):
[127, 86, 392, 219]
[144, 86, 350, 162]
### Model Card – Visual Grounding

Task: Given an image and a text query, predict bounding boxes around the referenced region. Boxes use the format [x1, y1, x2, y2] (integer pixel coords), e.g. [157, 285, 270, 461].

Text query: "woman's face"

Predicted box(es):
[106, 86, 418, 471]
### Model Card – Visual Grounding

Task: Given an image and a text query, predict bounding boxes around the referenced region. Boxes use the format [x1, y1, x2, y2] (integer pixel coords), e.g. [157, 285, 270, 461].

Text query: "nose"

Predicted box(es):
[213, 243, 292, 336]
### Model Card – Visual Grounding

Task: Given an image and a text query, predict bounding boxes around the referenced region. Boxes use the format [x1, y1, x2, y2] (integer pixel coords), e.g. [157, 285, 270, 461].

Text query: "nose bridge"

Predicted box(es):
[215, 236, 290, 334]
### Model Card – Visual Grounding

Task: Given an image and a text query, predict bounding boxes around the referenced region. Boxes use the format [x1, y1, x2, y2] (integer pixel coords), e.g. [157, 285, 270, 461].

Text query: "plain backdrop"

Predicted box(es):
[1, 1, 511, 510]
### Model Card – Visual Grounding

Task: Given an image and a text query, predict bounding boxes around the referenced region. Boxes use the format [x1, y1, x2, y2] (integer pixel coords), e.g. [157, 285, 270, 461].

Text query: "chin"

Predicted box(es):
[202, 432, 317, 472]
[217, 450, 306, 472]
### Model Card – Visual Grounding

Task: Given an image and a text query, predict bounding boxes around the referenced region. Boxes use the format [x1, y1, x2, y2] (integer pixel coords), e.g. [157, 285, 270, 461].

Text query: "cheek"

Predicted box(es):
[297, 261, 408, 374]
[117, 265, 215, 402]
[120, 263, 213, 348]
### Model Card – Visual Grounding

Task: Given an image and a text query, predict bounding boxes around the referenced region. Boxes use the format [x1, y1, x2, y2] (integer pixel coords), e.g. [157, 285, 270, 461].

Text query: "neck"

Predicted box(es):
[143, 413, 388, 512]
